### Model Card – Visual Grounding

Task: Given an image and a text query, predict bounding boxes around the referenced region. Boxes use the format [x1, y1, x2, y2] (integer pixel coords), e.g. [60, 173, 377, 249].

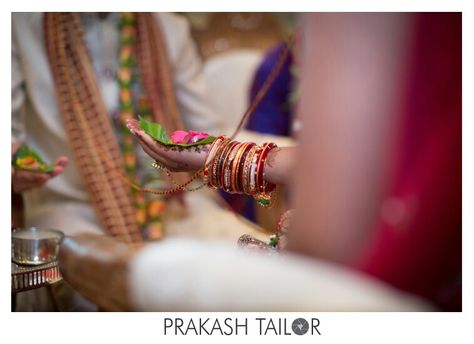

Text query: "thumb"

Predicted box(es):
[50, 156, 69, 177]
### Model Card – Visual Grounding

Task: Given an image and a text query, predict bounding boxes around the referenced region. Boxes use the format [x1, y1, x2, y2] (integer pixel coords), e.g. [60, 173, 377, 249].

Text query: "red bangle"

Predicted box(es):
[256, 143, 277, 193]
[249, 146, 262, 195]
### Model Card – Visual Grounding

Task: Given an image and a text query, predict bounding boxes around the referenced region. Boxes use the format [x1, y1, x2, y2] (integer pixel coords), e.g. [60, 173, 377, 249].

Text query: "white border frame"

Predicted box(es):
[2, 1, 472, 343]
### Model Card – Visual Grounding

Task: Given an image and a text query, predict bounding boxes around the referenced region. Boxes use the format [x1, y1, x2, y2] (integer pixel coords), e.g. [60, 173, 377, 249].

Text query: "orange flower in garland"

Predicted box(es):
[148, 200, 167, 218]
[119, 46, 133, 63]
[123, 152, 136, 167]
[121, 26, 136, 41]
[119, 111, 134, 124]
[118, 67, 132, 84]
[136, 208, 147, 226]
[120, 89, 132, 104]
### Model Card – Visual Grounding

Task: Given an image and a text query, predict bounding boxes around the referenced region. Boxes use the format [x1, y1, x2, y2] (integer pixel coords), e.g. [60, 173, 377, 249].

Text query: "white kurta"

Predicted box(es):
[12, 12, 269, 243]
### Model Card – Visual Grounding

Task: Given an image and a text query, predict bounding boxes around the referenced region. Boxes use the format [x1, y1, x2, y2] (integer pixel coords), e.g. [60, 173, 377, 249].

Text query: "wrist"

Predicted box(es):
[264, 147, 293, 185]
[264, 148, 279, 184]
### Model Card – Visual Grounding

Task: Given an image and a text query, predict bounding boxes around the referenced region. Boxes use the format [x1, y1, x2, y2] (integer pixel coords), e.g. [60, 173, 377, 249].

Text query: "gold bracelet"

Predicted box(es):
[242, 145, 259, 194]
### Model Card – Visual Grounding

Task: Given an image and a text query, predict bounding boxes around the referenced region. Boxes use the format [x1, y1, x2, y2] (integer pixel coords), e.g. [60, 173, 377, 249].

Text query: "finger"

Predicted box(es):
[140, 144, 174, 168]
[22, 180, 48, 190]
[55, 156, 69, 168]
[50, 165, 65, 177]
[49, 156, 69, 177]
[12, 142, 21, 155]
[16, 170, 51, 183]
[126, 118, 140, 133]
[135, 134, 172, 162]
[13, 175, 49, 193]
[135, 129, 170, 157]
[50, 156, 68, 176]
[141, 144, 186, 172]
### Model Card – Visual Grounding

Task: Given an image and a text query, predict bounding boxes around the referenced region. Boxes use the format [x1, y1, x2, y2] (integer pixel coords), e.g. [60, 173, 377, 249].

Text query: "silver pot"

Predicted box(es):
[12, 227, 64, 266]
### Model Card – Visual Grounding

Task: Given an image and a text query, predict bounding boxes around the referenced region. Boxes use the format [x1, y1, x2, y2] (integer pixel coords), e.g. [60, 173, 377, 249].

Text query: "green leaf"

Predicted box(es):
[12, 144, 54, 173]
[139, 116, 171, 144]
[138, 116, 216, 147]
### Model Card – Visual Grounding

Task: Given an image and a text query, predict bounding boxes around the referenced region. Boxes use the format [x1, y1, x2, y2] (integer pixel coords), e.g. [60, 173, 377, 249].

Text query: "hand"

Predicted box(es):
[59, 233, 136, 311]
[126, 119, 208, 172]
[12, 143, 69, 193]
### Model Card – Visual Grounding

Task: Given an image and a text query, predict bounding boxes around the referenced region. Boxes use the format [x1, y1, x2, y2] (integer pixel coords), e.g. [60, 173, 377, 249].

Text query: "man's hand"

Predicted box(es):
[12, 143, 69, 193]
[59, 234, 137, 311]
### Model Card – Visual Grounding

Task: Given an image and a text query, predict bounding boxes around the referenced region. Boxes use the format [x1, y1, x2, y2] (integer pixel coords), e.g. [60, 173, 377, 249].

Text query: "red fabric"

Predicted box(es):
[354, 13, 462, 311]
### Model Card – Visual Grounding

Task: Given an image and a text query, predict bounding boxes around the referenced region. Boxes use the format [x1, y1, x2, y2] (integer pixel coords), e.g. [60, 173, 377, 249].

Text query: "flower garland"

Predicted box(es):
[117, 13, 166, 240]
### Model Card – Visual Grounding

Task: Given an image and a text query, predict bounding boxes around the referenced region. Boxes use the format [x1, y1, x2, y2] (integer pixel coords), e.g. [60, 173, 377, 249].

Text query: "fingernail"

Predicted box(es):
[126, 124, 137, 136]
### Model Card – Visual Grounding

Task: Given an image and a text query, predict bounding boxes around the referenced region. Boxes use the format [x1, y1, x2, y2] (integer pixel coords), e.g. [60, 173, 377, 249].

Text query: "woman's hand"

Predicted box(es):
[127, 119, 208, 172]
[11, 143, 69, 193]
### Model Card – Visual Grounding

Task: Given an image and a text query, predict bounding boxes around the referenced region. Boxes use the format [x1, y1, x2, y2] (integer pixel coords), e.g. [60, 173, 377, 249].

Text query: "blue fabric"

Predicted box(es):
[246, 42, 294, 136]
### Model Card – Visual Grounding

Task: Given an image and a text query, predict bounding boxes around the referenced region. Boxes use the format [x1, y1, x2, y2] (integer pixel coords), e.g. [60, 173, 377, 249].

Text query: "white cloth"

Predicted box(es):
[11, 12, 264, 241]
[203, 50, 263, 131]
[128, 238, 433, 311]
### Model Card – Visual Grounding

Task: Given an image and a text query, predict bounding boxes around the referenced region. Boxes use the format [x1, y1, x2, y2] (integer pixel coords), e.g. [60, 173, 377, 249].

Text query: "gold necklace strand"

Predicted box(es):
[162, 169, 206, 192]
[153, 156, 273, 236]
[151, 161, 205, 191]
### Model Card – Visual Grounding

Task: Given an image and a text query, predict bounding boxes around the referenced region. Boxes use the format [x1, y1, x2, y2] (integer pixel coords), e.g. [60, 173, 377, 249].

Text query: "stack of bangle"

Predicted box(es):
[204, 136, 277, 207]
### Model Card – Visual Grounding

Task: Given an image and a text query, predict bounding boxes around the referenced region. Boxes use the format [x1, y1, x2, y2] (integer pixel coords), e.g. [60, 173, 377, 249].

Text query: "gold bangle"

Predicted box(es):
[231, 142, 253, 193]
[212, 139, 234, 188]
[210, 140, 226, 188]
[204, 136, 227, 186]
[242, 145, 258, 194]
[249, 146, 262, 195]
[221, 141, 240, 191]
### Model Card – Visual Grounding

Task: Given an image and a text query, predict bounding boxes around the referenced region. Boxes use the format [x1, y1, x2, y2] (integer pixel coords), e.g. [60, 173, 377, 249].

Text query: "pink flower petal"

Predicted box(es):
[170, 130, 190, 144]
[190, 133, 209, 143]
[170, 130, 210, 144]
